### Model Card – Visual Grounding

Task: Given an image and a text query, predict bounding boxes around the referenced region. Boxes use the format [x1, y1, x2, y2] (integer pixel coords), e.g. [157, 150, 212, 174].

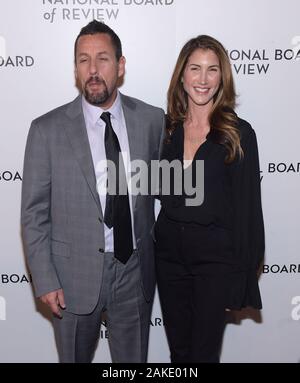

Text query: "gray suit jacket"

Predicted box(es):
[21, 93, 165, 314]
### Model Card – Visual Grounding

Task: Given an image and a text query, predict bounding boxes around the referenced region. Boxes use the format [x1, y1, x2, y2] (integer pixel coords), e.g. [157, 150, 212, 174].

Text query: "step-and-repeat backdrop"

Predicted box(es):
[0, 0, 299, 362]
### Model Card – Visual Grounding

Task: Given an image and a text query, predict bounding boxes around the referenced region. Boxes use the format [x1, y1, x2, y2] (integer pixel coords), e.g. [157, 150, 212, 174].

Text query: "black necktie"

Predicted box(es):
[100, 112, 133, 264]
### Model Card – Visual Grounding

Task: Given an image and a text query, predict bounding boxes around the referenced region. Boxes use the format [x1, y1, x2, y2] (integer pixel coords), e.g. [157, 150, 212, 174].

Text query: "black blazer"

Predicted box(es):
[158, 116, 265, 310]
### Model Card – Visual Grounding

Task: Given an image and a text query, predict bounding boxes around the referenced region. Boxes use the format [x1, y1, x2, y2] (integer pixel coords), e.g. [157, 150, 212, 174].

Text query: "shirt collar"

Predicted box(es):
[81, 91, 123, 126]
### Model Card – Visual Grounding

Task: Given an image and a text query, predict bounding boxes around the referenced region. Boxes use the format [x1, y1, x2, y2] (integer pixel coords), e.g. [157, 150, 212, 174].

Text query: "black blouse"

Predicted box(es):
[158, 117, 265, 310]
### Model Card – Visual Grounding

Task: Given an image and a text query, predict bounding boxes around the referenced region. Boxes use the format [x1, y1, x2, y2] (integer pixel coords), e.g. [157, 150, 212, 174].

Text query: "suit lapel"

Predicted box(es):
[120, 94, 140, 211]
[64, 96, 103, 218]
[63, 94, 142, 217]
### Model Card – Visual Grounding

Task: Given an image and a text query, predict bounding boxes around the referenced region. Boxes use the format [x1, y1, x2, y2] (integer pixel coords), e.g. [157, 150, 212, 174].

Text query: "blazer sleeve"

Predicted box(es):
[228, 121, 265, 310]
[21, 120, 61, 298]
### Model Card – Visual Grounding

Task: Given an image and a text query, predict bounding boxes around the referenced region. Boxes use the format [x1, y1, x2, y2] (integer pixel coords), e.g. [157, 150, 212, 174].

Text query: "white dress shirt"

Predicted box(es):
[82, 91, 136, 252]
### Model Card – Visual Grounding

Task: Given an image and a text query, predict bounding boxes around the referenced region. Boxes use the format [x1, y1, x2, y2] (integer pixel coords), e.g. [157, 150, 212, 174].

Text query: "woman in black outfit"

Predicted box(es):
[155, 35, 264, 363]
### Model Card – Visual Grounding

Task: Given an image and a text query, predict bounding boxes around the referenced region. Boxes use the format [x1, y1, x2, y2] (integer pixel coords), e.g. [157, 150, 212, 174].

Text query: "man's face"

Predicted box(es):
[75, 33, 125, 109]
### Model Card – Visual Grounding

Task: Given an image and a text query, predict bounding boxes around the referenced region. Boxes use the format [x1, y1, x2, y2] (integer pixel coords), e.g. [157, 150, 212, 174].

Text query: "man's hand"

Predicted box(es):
[40, 289, 66, 318]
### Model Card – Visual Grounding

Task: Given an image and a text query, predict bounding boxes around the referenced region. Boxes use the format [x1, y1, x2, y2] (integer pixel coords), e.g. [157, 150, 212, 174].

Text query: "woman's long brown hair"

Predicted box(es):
[167, 35, 242, 163]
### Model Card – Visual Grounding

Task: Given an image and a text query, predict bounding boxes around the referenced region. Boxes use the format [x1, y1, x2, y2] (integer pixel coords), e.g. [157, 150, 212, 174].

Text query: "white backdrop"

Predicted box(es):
[0, 0, 300, 363]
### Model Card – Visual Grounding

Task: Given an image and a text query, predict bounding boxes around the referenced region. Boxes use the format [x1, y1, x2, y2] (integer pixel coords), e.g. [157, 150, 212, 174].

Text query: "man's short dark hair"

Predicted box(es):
[74, 20, 122, 62]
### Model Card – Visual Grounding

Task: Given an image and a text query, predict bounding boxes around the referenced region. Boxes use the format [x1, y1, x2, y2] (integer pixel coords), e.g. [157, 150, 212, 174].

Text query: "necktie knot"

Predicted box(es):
[100, 111, 111, 126]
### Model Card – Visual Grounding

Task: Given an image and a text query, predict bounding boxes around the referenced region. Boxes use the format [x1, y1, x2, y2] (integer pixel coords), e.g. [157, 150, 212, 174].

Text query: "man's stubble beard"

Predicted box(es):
[83, 76, 111, 106]
[84, 85, 109, 106]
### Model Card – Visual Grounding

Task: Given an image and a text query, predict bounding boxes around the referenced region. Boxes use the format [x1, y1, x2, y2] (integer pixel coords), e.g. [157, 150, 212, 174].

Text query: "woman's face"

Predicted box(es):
[182, 48, 222, 108]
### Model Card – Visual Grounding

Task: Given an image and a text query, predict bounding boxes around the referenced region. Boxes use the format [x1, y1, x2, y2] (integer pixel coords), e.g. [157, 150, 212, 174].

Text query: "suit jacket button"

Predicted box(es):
[98, 248, 104, 253]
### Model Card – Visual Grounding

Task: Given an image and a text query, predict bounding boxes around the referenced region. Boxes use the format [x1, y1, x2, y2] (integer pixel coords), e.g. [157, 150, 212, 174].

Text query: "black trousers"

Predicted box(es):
[155, 212, 233, 363]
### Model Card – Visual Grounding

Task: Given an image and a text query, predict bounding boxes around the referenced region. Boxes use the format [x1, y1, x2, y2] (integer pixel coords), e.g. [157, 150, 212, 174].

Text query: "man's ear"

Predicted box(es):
[118, 56, 126, 78]
[74, 64, 78, 80]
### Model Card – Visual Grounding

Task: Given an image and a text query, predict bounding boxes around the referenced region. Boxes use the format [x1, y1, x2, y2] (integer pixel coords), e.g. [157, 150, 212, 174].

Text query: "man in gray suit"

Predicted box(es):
[21, 20, 164, 363]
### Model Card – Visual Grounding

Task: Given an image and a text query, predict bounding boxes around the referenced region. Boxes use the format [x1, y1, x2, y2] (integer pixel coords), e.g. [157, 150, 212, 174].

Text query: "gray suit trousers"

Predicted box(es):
[53, 250, 152, 363]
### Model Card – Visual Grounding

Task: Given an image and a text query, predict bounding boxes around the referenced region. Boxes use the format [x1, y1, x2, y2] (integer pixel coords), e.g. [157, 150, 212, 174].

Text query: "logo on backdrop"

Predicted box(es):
[98, 316, 163, 339]
[0, 36, 34, 69]
[0, 296, 6, 321]
[0, 171, 22, 182]
[291, 296, 300, 320]
[260, 162, 299, 181]
[100, 319, 109, 339]
[41, 0, 175, 23]
[228, 37, 300, 76]
[228, 49, 270, 75]
[267, 162, 300, 174]
[150, 317, 164, 326]
[260, 170, 263, 182]
[262, 264, 300, 274]
[1, 274, 32, 284]
[0, 56, 34, 68]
